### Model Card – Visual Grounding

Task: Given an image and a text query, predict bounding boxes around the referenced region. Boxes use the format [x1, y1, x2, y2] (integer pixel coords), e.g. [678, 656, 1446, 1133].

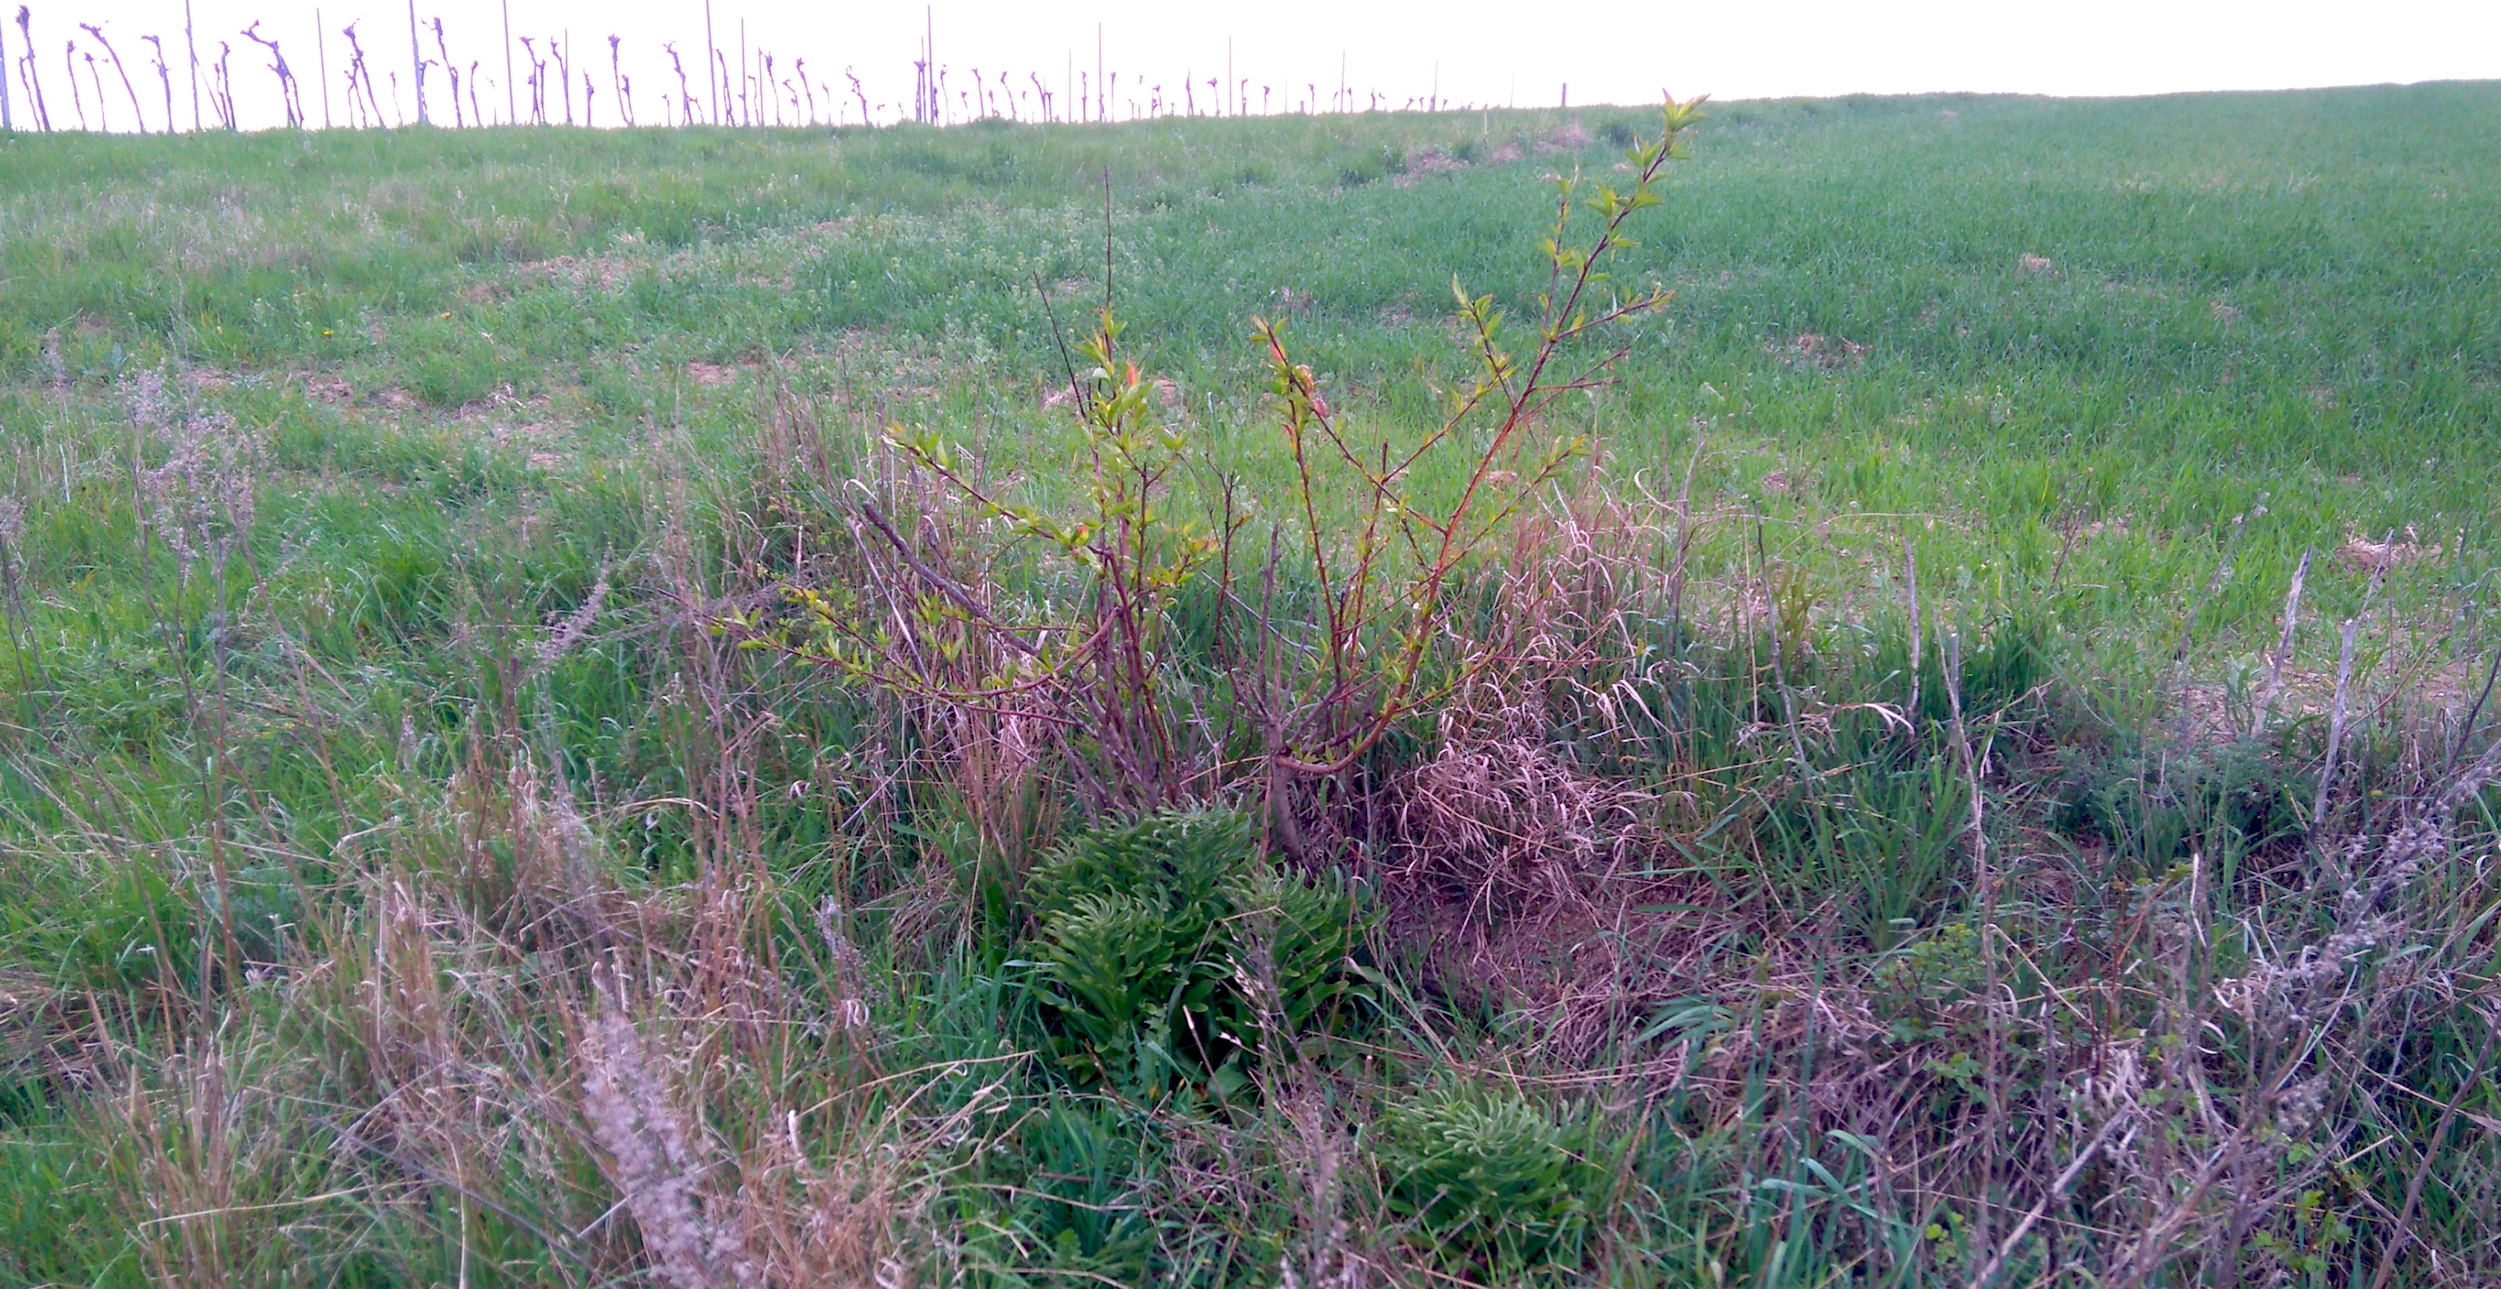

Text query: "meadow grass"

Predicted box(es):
[0, 84, 2495, 1286]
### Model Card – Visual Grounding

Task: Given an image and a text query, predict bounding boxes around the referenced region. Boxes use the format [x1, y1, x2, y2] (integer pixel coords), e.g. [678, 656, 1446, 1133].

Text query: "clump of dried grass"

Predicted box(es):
[579, 988, 762, 1289]
[333, 742, 939, 1287]
[1373, 496, 1712, 1057]
[2340, 523, 2443, 572]
[1389, 503, 1659, 911]
[128, 368, 261, 583]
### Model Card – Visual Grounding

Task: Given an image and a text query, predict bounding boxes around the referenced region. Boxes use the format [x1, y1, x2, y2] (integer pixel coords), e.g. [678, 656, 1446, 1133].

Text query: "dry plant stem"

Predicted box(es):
[2443, 642, 2500, 779]
[1942, 630, 1988, 915]
[853, 498, 1039, 660]
[2252, 547, 2310, 741]
[2313, 561, 2386, 833]
[2047, 508, 2083, 587]
[1965, 1108, 2132, 1289]
[2116, 1138, 2247, 1289]
[1942, 627, 2005, 1254]
[1903, 538, 1921, 728]
[1032, 271, 1093, 418]
[1254, 527, 1313, 862]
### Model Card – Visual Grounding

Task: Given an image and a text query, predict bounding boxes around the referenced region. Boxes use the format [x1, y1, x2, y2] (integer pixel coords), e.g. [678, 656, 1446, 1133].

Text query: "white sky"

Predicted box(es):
[8, 0, 2497, 131]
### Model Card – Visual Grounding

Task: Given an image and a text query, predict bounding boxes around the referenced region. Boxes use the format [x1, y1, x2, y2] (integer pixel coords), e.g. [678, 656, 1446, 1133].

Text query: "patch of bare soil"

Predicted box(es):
[1540, 120, 1591, 153]
[2339, 524, 2442, 572]
[2182, 648, 2486, 750]
[299, 372, 356, 405]
[1390, 148, 1470, 189]
[512, 254, 643, 292]
[1774, 332, 1868, 371]
[1040, 376, 1182, 411]
[290, 371, 416, 409]
[258, 368, 582, 472]
[445, 387, 577, 469]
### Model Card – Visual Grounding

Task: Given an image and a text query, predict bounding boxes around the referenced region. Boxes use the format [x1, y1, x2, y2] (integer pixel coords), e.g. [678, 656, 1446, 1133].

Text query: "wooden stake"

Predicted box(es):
[184, 0, 199, 130]
[500, 0, 514, 124]
[314, 8, 329, 129]
[405, 0, 424, 124]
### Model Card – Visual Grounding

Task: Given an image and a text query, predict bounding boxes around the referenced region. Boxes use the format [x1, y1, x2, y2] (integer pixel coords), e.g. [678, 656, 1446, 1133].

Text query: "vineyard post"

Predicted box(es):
[405, 0, 423, 123]
[1094, 22, 1102, 121]
[313, 8, 328, 127]
[1, 10, 12, 129]
[702, 0, 716, 123]
[500, 0, 513, 123]
[183, 0, 197, 129]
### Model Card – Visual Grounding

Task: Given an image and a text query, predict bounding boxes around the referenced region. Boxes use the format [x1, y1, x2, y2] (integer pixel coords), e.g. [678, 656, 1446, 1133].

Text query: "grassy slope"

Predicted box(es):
[6, 87, 2494, 653]
[0, 85, 2495, 1286]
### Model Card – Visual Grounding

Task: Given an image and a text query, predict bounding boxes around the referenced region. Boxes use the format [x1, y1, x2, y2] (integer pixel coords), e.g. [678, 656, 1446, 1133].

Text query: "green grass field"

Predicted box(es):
[0, 83, 2496, 1286]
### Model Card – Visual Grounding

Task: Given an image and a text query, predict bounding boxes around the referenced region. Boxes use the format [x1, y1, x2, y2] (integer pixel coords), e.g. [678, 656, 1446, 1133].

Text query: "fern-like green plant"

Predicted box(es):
[1369, 1083, 1604, 1275]
[1026, 891, 1195, 1090]
[1026, 809, 1245, 925]
[1019, 809, 1368, 1096]
[1224, 862, 1364, 1037]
